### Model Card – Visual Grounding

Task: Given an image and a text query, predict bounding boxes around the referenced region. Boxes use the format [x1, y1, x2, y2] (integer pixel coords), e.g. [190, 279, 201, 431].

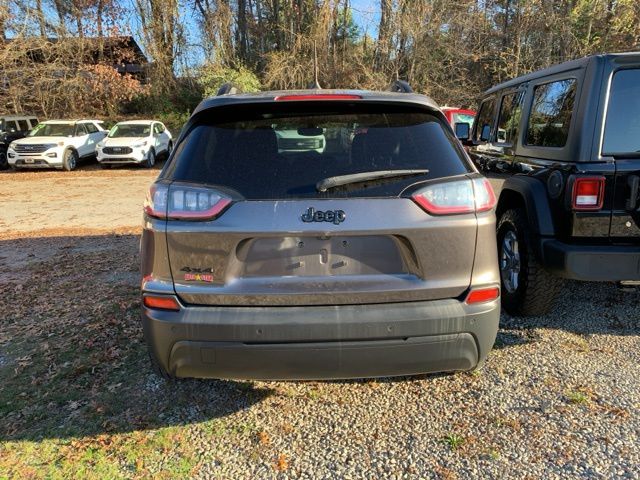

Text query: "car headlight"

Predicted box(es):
[8, 142, 16, 150]
[131, 140, 148, 148]
[97, 142, 104, 149]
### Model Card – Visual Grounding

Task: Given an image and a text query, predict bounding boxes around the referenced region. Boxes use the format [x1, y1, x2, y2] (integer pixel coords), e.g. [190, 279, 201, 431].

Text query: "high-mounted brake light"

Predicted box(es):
[144, 184, 232, 220]
[274, 94, 362, 101]
[465, 286, 500, 304]
[572, 177, 605, 211]
[143, 295, 180, 311]
[412, 178, 496, 215]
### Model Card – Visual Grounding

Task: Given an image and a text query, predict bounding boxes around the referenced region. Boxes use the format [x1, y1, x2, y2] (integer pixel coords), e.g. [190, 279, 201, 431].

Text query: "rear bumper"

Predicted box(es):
[142, 297, 500, 380]
[543, 240, 640, 281]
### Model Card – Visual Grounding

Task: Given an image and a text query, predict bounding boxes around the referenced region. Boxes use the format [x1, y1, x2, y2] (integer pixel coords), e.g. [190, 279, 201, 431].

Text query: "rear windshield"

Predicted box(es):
[164, 104, 471, 199]
[603, 69, 640, 156]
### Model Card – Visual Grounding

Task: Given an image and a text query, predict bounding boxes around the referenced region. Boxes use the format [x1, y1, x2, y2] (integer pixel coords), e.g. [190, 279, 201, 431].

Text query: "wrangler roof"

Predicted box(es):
[484, 51, 640, 96]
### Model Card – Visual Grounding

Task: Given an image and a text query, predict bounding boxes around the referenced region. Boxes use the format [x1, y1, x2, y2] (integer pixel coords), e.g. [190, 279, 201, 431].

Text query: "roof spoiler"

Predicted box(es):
[217, 83, 241, 96]
[388, 80, 413, 93]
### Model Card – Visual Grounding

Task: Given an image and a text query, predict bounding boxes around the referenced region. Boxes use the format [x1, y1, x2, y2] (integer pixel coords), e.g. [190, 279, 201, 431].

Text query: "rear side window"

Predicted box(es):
[603, 69, 640, 155]
[85, 123, 98, 133]
[526, 79, 577, 147]
[166, 106, 471, 199]
[75, 124, 88, 136]
[29, 118, 38, 128]
[17, 120, 29, 131]
[473, 98, 496, 142]
[496, 91, 523, 145]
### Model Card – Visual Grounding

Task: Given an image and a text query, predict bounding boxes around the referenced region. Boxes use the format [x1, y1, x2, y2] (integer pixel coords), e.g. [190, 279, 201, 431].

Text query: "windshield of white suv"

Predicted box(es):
[109, 124, 151, 138]
[29, 123, 75, 137]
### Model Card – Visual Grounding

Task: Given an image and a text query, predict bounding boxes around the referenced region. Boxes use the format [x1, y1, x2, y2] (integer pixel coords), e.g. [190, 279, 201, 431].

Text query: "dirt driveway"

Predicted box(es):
[0, 164, 159, 238]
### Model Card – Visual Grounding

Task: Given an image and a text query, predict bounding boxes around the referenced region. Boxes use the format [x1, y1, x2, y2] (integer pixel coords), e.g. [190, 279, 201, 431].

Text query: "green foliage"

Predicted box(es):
[198, 64, 261, 98]
[443, 433, 465, 450]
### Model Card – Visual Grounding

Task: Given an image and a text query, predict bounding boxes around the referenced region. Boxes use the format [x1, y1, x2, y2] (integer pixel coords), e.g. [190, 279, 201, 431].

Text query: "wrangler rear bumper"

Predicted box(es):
[142, 297, 500, 380]
[542, 240, 640, 281]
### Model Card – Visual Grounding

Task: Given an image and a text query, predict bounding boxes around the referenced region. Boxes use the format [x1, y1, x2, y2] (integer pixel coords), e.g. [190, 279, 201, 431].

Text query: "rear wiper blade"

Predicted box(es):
[316, 169, 429, 192]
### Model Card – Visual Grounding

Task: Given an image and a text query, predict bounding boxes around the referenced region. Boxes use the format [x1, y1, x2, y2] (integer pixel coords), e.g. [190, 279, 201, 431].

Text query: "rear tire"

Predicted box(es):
[63, 149, 78, 171]
[0, 150, 8, 170]
[145, 149, 155, 168]
[497, 208, 562, 316]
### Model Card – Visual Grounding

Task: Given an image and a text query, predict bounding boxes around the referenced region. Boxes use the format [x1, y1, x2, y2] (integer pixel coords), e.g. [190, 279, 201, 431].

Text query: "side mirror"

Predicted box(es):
[454, 122, 470, 141]
[480, 124, 491, 142]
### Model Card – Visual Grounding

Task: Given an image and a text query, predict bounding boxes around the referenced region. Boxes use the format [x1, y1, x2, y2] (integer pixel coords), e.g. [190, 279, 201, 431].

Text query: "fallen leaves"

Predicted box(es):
[275, 453, 289, 472]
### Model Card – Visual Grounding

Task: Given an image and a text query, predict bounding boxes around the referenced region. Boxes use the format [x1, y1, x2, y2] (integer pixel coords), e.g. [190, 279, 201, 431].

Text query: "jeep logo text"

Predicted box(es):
[301, 207, 346, 225]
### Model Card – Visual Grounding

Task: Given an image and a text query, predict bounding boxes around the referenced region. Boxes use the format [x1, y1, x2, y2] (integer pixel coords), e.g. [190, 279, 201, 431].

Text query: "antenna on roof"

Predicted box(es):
[217, 83, 241, 95]
[307, 41, 321, 89]
[388, 80, 413, 93]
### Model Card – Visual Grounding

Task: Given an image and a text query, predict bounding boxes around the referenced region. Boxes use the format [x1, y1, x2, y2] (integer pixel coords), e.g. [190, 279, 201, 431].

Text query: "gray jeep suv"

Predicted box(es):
[140, 88, 501, 380]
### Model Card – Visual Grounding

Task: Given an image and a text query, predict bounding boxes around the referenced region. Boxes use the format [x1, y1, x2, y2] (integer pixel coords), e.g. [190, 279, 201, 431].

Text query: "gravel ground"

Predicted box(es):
[180, 280, 640, 479]
[0, 169, 639, 479]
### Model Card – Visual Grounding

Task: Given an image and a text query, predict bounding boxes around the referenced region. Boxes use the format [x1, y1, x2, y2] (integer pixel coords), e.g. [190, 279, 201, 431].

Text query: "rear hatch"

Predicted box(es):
[156, 99, 485, 306]
[602, 67, 640, 243]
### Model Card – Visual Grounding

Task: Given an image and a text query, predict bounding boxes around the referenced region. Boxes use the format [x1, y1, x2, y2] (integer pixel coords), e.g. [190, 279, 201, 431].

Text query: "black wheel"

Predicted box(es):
[0, 150, 8, 170]
[62, 149, 78, 171]
[497, 208, 562, 316]
[145, 149, 156, 168]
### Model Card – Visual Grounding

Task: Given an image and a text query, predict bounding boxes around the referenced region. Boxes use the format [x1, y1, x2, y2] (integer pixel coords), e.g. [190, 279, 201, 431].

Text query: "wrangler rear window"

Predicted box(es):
[165, 105, 471, 199]
[603, 69, 640, 156]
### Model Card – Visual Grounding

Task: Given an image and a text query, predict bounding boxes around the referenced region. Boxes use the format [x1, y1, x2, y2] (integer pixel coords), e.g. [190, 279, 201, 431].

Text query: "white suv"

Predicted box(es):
[7, 120, 107, 171]
[97, 120, 172, 168]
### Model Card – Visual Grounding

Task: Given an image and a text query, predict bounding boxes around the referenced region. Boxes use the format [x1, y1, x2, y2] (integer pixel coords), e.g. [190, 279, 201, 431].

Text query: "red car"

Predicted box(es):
[441, 107, 476, 129]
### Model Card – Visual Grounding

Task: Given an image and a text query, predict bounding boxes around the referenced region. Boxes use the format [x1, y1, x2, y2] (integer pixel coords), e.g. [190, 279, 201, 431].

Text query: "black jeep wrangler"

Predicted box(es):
[458, 52, 640, 316]
[0, 115, 39, 169]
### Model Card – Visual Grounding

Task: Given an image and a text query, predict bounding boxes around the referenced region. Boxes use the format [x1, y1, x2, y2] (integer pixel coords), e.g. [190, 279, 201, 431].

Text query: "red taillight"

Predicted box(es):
[572, 177, 605, 211]
[274, 94, 362, 101]
[143, 295, 180, 311]
[144, 183, 232, 221]
[465, 286, 500, 304]
[412, 178, 496, 215]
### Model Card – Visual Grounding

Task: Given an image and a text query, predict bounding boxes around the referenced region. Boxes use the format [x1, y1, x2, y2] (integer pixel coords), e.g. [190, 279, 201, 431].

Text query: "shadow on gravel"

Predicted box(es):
[0, 234, 273, 442]
[496, 280, 639, 345]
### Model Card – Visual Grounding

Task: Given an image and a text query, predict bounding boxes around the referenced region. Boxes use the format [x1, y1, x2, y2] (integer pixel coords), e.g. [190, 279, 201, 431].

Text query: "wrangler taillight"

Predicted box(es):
[572, 177, 605, 211]
[144, 183, 232, 220]
[412, 178, 496, 215]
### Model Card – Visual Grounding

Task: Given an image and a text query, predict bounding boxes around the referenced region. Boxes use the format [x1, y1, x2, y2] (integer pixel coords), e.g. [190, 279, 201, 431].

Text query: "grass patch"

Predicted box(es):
[566, 390, 589, 405]
[443, 433, 465, 450]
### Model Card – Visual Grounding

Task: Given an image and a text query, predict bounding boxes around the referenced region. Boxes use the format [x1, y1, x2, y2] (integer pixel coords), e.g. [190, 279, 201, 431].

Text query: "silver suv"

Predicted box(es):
[140, 88, 501, 380]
